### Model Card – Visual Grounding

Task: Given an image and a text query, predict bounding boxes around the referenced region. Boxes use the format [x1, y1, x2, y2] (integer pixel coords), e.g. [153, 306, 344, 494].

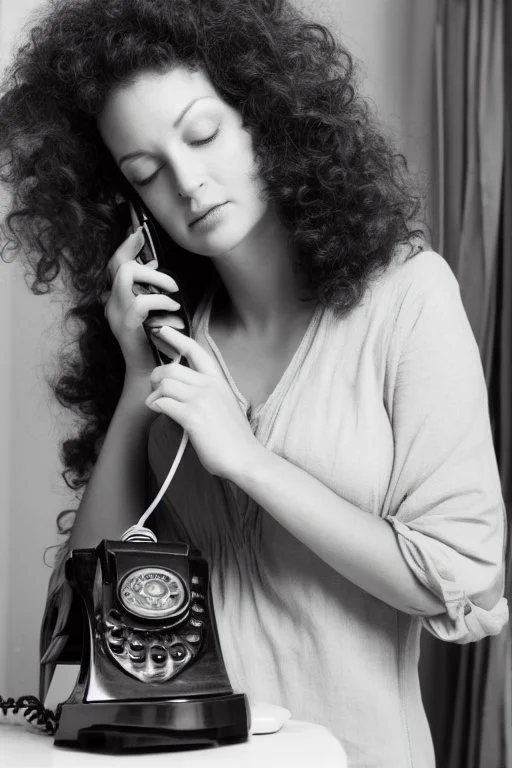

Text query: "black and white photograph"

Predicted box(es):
[0, 1, 510, 766]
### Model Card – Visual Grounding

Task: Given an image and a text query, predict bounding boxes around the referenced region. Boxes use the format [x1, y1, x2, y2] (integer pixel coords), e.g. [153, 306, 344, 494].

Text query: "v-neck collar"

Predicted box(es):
[194, 287, 325, 421]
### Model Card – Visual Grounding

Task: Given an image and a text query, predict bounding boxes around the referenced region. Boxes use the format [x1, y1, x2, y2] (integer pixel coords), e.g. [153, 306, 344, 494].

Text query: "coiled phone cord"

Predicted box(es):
[0, 360, 190, 734]
[0, 695, 61, 735]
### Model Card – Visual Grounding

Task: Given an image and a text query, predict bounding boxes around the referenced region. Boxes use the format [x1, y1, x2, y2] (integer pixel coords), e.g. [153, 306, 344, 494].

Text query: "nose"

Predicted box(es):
[176, 175, 205, 199]
[177, 183, 204, 199]
[171, 149, 206, 200]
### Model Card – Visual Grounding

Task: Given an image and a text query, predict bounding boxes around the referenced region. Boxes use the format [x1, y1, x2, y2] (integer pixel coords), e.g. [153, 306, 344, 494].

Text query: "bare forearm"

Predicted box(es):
[68, 374, 157, 550]
[233, 446, 445, 616]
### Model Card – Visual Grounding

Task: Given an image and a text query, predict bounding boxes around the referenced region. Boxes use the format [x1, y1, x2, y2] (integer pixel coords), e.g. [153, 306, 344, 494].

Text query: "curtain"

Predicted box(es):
[421, 1, 511, 767]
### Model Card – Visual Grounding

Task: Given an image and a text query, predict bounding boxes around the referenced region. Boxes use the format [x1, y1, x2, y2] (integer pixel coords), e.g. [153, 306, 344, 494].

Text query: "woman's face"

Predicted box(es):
[98, 65, 269, 258]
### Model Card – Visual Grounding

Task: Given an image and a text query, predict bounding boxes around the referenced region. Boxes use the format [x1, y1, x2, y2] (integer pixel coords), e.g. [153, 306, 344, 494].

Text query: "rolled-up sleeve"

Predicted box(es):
[384, 252, 509, 644]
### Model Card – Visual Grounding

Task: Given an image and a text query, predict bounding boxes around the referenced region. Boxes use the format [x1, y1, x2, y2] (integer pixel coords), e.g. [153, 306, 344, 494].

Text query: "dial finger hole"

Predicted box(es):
[150, 645, 168, 665]
[129, 648, 147, 664]
[169, 644, 187, 661]
[108, 639, 125, 655]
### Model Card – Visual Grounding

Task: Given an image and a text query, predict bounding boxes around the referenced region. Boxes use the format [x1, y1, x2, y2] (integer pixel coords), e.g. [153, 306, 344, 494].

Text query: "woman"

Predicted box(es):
[0, 0, 508, 765]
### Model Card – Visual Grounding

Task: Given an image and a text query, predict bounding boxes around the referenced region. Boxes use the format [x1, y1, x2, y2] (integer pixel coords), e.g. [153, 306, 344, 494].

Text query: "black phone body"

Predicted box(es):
[40, 539, 250, 752]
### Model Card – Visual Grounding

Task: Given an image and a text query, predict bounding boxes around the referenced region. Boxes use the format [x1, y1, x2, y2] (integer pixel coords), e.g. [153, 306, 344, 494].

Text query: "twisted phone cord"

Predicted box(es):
[0, 695, 61, 735]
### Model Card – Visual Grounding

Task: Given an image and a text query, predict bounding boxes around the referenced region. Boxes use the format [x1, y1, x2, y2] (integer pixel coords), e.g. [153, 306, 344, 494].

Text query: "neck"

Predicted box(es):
[212, 205, 315, 335]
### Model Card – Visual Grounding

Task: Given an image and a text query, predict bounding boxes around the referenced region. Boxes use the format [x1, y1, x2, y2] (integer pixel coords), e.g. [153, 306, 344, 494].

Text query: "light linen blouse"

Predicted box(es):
[147, 249, 508, 768]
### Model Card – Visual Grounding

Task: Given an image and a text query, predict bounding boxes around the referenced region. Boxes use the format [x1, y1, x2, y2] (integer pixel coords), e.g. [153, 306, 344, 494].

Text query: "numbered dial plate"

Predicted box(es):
[118, 567, 187, 619]
[103, 575, 206, 683]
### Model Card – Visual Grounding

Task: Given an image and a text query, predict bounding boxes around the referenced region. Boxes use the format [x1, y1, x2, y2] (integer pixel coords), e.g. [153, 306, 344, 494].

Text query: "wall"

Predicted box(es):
[0, 0, 437, 696]
[0, 0, 13, 695]
[0, 0, 76, 697]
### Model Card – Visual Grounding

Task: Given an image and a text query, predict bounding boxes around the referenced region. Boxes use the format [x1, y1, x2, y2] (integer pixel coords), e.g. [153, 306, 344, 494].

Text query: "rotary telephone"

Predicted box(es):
[37, 537, 250, 752]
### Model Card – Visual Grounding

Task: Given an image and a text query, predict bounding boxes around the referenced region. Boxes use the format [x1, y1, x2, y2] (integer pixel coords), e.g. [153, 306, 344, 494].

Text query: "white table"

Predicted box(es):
[0, 721, 347, 767]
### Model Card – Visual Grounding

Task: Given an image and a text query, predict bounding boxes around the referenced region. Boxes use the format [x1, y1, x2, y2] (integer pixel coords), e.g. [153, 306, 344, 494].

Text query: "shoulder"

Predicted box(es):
[342, 243, 480, 377]
[377, 245, 459, 300]
[321, 244, 467, 352]
[375, 247, 483, 381]
[365, 245, 463, 331]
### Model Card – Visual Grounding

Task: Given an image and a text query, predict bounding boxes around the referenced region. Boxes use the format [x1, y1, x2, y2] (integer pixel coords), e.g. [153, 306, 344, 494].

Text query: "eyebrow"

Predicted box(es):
[118, 96, 213, 167]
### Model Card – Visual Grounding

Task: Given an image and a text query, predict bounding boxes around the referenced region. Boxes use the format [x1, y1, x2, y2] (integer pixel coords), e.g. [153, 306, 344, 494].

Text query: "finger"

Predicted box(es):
[107, 228, 145, 282]
[115, 263, 179, 302]
[146, 396, 186, 424]
[151, 326, 219, 375]
[145, 378, 190, 405]
[145, 313, 186, 330]
[150, 332, 182, 362]
[130, 263, 179, 293]
[150, 361, 201, 387]
[126, 294, 181, 328]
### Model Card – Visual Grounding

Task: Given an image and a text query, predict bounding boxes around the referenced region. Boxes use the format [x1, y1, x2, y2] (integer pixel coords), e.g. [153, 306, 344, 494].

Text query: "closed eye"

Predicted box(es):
[133, 167, 163, 188]
[190, 128, 219, 147]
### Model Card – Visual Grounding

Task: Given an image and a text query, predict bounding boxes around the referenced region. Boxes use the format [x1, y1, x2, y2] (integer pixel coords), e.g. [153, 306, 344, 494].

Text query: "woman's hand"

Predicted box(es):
[145, 325, 265, 480]
[102, 228, 185, 378]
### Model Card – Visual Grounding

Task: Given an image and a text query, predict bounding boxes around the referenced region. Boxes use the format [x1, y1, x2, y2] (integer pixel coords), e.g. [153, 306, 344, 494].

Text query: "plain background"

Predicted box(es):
[0, 0, 437, 696]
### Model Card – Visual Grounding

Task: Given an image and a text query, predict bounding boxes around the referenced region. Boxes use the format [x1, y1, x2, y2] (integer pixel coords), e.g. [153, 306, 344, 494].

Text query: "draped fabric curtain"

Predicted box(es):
[419, 1, 511, 767]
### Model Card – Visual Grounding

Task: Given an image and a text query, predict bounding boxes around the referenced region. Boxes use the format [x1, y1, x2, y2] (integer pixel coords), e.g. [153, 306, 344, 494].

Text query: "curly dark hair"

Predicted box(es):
[0, 0, 424, 537]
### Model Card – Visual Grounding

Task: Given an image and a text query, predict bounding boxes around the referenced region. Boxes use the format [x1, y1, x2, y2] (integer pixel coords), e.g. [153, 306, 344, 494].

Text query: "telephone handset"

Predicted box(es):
[122, 196, 192, 365]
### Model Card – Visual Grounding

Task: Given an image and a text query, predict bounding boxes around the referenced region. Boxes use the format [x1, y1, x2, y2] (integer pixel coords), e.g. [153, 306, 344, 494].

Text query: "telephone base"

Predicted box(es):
[54, 693, 250, 753]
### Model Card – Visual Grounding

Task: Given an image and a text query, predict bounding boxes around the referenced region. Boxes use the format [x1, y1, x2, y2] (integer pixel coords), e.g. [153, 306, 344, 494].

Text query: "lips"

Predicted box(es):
[189, 203, 224, 226]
